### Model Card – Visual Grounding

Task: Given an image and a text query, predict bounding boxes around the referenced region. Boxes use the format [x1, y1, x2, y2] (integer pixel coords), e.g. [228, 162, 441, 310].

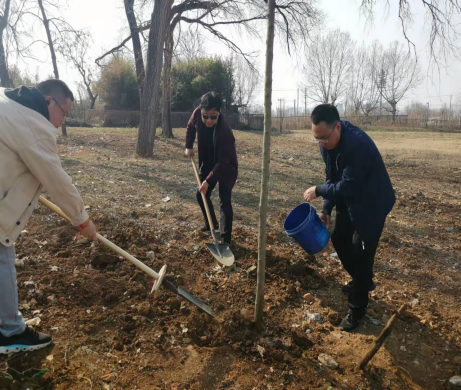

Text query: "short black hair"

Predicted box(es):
[38, 79, 74, 102]
[311, 104, 340, 126]
[200, 92, 222, 111]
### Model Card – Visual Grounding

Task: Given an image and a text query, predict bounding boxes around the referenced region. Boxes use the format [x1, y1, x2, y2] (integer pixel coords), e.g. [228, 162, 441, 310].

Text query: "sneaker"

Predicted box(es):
[341, 281, 376, 294]
[0, 327, 52, 354]
[339, 308, 366, 332]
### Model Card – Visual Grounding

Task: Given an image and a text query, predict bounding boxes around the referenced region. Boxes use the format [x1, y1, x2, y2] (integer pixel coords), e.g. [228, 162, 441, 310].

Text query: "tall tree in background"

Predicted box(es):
[36, 0, 84, 136]
[136, 0, 172, 157]
[0, 0, 11, 87]
[94, 56, 140, 110]
[360, 41, 382, 116]
[124, 0, 145, 99]
[60, 34, 98, 109]
[380, 41, 422, 120]
[347, 44, 367, 114]
[302, 29, 355, 106]
[232, 54, 260, 111]
[359, 0, 461, 67]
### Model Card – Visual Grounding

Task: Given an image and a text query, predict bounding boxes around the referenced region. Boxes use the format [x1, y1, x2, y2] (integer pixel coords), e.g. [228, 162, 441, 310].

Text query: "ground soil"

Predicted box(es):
[1, 127, 460, 390]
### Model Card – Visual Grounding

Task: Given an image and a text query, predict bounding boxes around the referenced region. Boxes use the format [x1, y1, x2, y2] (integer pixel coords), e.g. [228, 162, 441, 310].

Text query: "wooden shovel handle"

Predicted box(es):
[190, 159, 216, 232]
[38, 196, 160, 280]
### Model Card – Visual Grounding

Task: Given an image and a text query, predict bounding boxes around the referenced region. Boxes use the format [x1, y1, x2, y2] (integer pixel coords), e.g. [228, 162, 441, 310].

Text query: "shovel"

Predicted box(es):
[38, 196, 213, 316]
[190, 159, 235, 266]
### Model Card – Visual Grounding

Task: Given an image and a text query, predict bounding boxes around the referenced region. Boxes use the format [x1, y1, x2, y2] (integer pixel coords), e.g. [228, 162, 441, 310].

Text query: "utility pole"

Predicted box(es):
[450, 94, 452, 121]
[278, 98, 283, 133]
[304, 88, 307, 117]
[426, 102, 429, 128]
[297, 88, 299, 116]
[293, 99, 296, 117]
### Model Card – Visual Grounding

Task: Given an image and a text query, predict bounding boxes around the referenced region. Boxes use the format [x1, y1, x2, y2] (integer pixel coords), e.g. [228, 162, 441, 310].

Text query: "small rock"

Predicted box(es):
[57, 250, 72, 258]
[286, 285, 296, 295]
[25, 317, 41, 326]
[51, 266, 59, 272]
[305, 312, 322, 323]
[15, 259, 25, 268]
[257, 345, 265, 357]
[318, 353, 338, 370]
[303, 293, 314, 303]
[101, 373, 116, 382]
[146, 251, 156, 259]
[382, 315, 390, 324]
[295, 281, 302, 287]
[137, 303, 151, 316]
[414, 360, 420, 366]
[400, 346, 407, 352]
[47, 295, 57, 303]
[449, 376, 461, 388]
[292, 332, 314, 348]
[166, 298, 181, 310]
[454, 356, 461, 365]
[183, 338, 192, 344]
[410, 298, 419, 307]
[113, 341, 123, 351]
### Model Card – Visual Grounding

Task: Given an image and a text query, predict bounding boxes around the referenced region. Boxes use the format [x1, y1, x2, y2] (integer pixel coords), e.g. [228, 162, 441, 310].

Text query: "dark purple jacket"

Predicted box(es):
[186, 107, 238, 189]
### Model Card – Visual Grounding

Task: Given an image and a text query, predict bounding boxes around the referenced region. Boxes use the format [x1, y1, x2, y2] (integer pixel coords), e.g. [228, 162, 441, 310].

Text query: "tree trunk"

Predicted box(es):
[391, 103, 397, 122]
[254, 0, 275, 331]
[0, 0, 11, 88]
[124, 0, 145, 98]
[38, 0, 67, 137]
[162, 26, 174, 138]
[136, 0, 173, 157]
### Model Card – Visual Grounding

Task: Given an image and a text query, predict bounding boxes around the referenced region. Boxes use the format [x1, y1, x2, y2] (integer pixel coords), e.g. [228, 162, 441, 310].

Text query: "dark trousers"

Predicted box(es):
[331, 210, 385, 310]
[196, 173, 233, 242]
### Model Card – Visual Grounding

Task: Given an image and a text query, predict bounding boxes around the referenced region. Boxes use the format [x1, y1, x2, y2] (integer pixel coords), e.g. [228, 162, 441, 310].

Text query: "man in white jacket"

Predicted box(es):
[0, 79, 97, 354]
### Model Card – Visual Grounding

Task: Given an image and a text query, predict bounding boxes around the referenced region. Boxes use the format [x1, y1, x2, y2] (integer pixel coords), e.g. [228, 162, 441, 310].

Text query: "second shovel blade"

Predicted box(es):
[205, 243, 235, 266]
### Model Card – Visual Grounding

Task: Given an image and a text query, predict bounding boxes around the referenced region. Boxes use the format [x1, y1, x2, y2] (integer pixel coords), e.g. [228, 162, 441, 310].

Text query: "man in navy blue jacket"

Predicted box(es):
[304, 104, 395, 331]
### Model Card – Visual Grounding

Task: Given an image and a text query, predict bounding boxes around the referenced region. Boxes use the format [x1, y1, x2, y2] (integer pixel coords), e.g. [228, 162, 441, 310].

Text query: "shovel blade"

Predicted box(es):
[178, 287, 213, 316]
[205, 243, 235, 266]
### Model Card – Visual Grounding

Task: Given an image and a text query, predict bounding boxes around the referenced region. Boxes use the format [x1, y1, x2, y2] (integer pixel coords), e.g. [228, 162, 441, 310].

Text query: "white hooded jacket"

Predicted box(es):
[0, 88, 88, 247]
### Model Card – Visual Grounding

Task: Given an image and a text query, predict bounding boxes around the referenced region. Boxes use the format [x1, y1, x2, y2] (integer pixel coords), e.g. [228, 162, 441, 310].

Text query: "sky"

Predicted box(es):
[16, 0, 461, 112]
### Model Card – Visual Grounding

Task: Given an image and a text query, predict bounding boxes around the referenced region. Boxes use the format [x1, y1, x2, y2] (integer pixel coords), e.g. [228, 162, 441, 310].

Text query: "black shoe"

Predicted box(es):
[339, 309, 366, 332]
[221, 233, 231, 246]
[341, 281, 376, 294]
[201, 224, 219, 233]
[0, 327, 52, 354]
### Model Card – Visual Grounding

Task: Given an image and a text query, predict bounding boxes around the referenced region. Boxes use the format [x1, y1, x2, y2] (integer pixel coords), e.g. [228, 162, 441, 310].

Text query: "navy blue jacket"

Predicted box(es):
[317, 121, 395, 241]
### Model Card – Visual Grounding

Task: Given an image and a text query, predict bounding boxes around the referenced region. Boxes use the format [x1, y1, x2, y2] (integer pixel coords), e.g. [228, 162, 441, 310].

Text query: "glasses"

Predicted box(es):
[312, 122, 338, 144]
[52, 97, 69, 117]
[202, 113, 219, 120]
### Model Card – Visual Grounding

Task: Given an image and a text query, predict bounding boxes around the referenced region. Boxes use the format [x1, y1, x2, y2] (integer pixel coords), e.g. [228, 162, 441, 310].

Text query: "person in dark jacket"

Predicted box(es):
[185, 92, 238, 245]
[303, 104, 395, 331]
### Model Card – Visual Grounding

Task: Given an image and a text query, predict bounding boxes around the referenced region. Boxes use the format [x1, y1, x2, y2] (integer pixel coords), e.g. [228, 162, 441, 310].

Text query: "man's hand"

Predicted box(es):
[198, 180, 209, 194]
[78, 220, 97, 241]
[185, 148, 194, 158]
[303, 186, 318, 202]
[320, 213, 331, 229]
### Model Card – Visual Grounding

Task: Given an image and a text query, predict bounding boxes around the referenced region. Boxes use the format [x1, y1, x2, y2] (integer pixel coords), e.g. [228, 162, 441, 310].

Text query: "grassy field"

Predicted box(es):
[1, 126, 460, 390]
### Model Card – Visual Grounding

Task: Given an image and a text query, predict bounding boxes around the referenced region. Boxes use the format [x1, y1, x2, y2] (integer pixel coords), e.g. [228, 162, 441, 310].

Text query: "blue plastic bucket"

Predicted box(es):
[283, 203, 330, 255]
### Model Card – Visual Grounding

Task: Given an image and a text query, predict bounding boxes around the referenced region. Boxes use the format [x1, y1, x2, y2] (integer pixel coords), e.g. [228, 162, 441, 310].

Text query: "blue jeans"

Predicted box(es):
[0, 244, 26, 337]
